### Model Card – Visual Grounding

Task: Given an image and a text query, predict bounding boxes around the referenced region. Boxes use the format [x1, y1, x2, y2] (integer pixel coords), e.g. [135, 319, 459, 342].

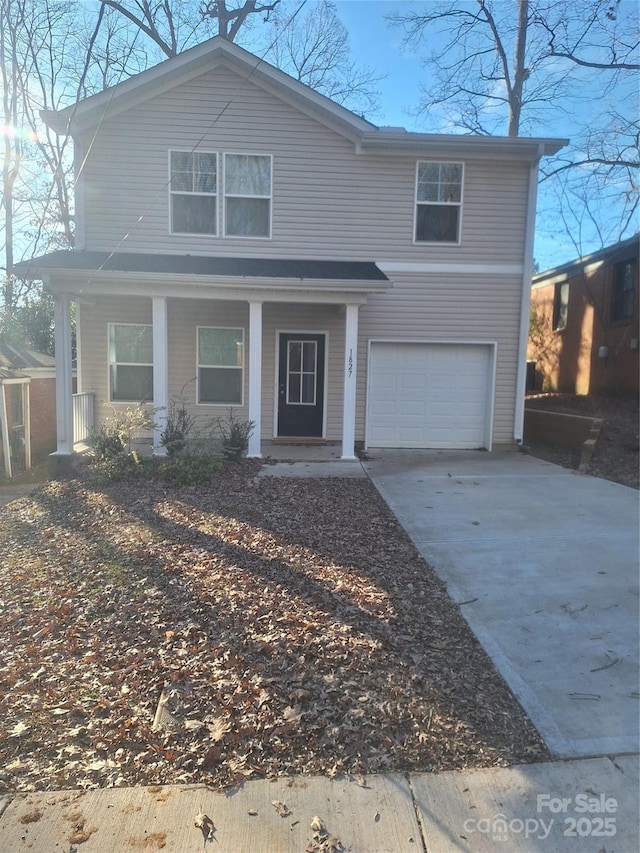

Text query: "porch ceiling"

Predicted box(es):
[15, 251, 390, 304]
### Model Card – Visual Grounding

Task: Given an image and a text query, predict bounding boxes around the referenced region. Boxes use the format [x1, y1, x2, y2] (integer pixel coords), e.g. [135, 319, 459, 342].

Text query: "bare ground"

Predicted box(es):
[0, 463, 549, 793]
[525, 394, 639, 489]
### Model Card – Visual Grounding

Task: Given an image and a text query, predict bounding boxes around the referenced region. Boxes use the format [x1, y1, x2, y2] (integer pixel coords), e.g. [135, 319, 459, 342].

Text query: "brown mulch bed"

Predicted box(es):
[0, 462, 549, 793]
[525, 394, 639, 489]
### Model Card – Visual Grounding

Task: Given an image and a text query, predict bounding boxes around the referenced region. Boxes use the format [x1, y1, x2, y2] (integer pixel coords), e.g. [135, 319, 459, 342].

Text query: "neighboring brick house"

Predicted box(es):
[529, 236, 639, 396]
[16, 37, 565, 464]
[0, 343, 57, 477]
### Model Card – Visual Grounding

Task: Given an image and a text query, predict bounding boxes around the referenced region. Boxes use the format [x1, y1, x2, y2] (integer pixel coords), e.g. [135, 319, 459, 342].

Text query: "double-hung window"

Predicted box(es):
[611, 259, 636, 322]
[198, 327, 244, 405]
[109, 324, 153, 402]
[170, 150, 217, 234]
[224, 153, 271, 237]
[415, 161, 463, 243]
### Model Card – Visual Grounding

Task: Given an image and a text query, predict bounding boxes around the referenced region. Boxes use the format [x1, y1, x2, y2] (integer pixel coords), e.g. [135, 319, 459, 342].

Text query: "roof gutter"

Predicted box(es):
[514, 143, 545, 444]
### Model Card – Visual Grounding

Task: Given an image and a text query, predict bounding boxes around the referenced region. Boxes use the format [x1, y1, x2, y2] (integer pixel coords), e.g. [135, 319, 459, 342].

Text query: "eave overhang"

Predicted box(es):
[14, 252, 390, 305]
[358, 132, 567, 160]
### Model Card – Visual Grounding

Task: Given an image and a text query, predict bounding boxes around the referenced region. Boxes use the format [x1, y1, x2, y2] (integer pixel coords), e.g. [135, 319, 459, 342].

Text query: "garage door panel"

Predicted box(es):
[368, 343, 492, 449]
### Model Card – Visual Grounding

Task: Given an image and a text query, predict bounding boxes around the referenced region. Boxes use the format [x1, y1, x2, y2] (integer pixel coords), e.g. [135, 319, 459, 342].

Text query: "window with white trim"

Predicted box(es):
[170, 151, 217, 234]
[198, 327, 244, 404]
[224, 153, 271, 237]
[109, 324, 153, 402]
[415, 161, 463, 243]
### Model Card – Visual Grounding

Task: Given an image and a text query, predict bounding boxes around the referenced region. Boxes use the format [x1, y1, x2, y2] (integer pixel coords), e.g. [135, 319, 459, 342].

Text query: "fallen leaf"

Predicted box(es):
[272, 800, 292, 818]
[194, 809, 215, 841]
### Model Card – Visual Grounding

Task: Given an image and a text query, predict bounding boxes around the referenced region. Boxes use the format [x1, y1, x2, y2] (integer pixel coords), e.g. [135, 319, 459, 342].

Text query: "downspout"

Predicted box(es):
[514, 144, 544, 443]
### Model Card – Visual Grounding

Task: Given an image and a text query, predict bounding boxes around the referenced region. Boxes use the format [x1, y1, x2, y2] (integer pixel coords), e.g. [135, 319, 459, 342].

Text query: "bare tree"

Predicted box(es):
[263, 0, 381, 115]
[201, 0, 282, 42]
[0, 0, 109, 328]
[99, 0, 281, 55]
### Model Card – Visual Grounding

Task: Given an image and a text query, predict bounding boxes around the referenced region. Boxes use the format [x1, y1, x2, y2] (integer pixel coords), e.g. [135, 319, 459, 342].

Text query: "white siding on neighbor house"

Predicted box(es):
[357, 272, 522, 444]
[78, 65, 530, 265]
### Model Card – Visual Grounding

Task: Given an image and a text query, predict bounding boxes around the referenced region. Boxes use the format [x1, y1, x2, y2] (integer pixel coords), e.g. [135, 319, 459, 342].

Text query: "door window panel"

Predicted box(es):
[287, 340, 317, 405]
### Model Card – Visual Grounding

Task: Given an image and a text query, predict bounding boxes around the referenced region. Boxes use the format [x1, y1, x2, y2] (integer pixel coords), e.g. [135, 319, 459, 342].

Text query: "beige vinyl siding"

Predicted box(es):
[358, 272, 522, 444]
[78, 296, 153, 428]
[79, 66, 529, 264]
[261, 303, 345, 440]
[79, 296, 348, 442]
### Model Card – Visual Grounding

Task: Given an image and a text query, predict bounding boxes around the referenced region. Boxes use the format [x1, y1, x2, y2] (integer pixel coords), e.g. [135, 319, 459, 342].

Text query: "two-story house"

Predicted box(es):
[16, 37, 565, 467]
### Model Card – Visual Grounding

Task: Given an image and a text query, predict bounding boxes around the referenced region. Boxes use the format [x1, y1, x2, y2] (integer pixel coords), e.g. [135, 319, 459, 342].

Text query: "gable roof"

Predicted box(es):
[42, 36, 374, 142]
[41, 36, 566, 159]
[0, 341, 55, 372]
[533, 234, 639, 286]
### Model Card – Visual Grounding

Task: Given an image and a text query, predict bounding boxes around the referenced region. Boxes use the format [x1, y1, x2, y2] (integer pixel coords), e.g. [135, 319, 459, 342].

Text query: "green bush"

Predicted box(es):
[89, 405, 154, 462]
[219, 409, 255, 462]
[157, 452, 222, 485]
[160, 393, 196, 456]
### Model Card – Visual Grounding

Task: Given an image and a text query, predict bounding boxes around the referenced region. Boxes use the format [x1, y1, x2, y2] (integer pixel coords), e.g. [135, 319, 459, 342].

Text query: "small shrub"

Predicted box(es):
[160, 393, 196, 456]
[157, 452, 222, 485]
[219, 409, 254, 462]
[90, 451, 149, 483]
[89, 405, 154, 462]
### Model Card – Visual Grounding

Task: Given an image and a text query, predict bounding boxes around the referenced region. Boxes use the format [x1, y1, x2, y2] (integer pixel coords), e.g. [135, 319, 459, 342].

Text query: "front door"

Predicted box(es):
[277, 333, 325, 437]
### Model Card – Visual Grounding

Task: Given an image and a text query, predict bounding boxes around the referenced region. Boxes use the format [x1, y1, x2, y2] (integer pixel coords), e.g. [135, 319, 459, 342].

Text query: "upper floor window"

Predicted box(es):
[611, 259, 636, 322]
[553, 282, 570, 331]
[197, 327, 244, 405]
[109, 323, 153, 402]
[224, 153, 271, 238]
[170, 151, 217, 234]
[415, 161, 463, 243]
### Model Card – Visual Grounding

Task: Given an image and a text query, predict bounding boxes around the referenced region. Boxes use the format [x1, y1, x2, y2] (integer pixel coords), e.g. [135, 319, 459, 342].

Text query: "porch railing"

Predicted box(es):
[73, 391, 94, 444]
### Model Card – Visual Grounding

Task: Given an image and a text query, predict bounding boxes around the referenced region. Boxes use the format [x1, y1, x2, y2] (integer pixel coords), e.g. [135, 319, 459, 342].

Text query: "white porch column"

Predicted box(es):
[53, 292, 74, 457]
[0, 384, 11, 478]
[247, 300, 263, 458]
[341, 303, 360, 460]
[22, 381, 31, 471]
[152, 296, 169, 455]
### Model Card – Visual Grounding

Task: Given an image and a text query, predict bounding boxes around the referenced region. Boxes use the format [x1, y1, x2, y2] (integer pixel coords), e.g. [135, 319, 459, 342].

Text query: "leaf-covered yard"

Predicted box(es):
[0, 462, 549, 792]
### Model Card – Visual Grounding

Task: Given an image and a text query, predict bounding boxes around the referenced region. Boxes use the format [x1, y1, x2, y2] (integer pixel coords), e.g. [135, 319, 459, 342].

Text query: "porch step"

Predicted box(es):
[271, 437, 327, 446]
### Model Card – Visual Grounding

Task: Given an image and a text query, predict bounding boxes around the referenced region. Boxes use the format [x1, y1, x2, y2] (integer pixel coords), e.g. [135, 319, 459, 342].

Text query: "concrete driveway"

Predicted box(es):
[364, 448, 639, 759]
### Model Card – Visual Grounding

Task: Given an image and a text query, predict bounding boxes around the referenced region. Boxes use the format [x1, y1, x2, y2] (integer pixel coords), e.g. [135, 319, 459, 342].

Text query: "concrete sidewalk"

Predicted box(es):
[1, 756, 637, 852]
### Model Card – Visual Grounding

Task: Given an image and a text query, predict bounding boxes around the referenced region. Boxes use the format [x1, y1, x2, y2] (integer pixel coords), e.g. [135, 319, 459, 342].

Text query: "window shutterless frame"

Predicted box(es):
[168, 150, 218, 236]
[223, 152, 272, 239]
[108, 323, 154, 403]
[413, 161, 464, 245]
[196, 326, 245, 406]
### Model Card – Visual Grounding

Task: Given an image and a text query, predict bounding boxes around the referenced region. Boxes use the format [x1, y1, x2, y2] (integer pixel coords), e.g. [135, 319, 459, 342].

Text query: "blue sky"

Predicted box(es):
[335, 1, 426, 130]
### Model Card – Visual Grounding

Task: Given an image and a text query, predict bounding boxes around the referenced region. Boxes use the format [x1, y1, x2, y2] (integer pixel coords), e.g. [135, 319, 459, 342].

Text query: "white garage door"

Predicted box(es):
[367, 342, 493, 449]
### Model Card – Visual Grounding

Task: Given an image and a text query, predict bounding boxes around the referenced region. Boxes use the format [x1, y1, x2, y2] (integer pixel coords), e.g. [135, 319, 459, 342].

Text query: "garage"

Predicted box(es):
[366, 342, 494, 449]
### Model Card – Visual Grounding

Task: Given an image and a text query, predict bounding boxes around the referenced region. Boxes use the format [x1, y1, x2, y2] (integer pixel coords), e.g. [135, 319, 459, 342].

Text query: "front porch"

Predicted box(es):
[31, 255, 390, 472]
